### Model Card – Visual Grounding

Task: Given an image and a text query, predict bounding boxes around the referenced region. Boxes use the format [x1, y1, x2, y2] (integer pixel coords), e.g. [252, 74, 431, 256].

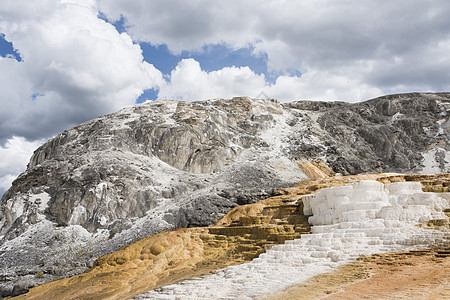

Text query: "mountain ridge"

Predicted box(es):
[0, 92, 449, 296]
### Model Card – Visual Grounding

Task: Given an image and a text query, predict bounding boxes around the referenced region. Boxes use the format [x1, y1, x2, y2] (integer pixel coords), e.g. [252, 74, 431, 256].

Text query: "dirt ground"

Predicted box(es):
[264, 246, 450, 300]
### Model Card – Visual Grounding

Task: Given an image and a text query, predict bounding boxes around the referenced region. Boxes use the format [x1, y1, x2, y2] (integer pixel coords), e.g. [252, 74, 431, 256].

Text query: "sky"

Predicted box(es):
[1, 0, 450, 196]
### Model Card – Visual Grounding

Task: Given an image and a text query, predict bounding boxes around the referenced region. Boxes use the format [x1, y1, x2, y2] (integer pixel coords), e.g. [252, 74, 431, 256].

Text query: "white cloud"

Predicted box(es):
[0, 0, 163, 140]
[157, 58, 383, 102]
[99, 0, 450, 98]
[158, 59, 266, 100]
[0, 136, 43, 195]
[266, 71, 383, 102]
[97, 1, 255, 54]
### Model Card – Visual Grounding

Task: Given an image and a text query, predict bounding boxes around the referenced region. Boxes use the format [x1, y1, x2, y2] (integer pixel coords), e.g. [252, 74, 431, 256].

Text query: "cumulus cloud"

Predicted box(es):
[97, 1, 253, 54]
[0, 0, 165, 195]
[99, 0, 450, 99]
[158, 59, 266, 100]
[158, 58, 382, 102]
[0, 137, 43, 195]
[0, 0, 163, 140]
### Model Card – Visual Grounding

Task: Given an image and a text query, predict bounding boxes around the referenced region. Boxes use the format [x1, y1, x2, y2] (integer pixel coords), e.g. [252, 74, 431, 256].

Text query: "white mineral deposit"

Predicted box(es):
[135, 181, 450, 299]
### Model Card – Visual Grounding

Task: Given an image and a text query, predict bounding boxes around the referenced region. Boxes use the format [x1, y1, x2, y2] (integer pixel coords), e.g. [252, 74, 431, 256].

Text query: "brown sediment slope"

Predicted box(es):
[13, 173, 450, 299]
[264, 246, 450, 300]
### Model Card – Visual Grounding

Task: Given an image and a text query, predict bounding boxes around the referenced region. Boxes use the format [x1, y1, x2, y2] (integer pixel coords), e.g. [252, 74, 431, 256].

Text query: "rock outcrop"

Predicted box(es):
[0, 93, 449, 296]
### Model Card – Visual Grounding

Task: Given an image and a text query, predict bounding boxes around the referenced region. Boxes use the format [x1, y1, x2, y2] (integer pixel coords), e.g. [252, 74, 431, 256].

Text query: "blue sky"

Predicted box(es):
[0, 34, 21, 61]
[1, 0, 450, 195]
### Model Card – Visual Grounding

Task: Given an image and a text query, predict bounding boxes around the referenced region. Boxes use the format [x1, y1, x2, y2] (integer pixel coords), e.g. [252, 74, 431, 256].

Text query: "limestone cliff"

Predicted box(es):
[0, 93, 449, 296]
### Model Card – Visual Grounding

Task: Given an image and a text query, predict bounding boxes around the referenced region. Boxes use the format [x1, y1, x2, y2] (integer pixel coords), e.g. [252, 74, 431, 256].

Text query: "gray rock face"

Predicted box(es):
[0, 93, 449, 296]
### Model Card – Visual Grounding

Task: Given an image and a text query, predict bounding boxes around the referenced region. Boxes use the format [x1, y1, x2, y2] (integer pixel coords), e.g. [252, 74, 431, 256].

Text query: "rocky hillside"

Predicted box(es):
[10, 173, 450, 299]
[0, 93, 449, 296]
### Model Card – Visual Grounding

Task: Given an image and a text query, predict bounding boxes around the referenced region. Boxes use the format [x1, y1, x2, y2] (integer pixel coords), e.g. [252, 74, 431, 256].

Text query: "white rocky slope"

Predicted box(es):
[136, 181, 450, 299]
[0, 93, 449, 296]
